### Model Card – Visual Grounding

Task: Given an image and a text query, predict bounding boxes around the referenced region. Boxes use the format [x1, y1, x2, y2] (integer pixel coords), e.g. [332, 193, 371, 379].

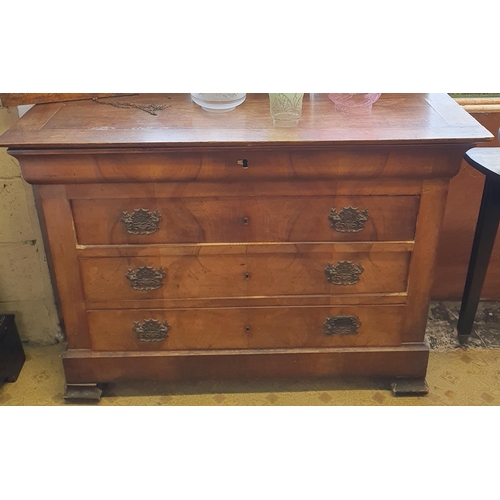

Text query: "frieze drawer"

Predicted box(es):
[17, 146, 461, 185]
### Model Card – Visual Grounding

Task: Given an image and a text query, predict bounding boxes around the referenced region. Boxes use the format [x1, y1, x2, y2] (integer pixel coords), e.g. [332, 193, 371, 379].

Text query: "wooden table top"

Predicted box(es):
[0, 93, 493, 150]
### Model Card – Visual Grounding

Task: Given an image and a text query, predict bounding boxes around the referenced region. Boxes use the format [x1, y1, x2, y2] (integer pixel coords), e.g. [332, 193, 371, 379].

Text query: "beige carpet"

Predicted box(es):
[2, 343, 500, 405]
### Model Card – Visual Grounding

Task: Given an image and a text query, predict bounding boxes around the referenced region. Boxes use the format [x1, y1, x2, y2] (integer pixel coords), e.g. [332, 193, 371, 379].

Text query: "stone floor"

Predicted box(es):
[426, 300, 500, 351]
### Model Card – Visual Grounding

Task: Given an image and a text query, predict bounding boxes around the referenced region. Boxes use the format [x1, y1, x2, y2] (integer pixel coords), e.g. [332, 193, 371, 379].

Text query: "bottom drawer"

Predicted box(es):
[87, 306, 405, 351]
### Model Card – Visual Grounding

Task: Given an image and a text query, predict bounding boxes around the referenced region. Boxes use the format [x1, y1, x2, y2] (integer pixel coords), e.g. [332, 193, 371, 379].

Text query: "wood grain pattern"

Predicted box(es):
[65, 179, 424, 199]
[37, 186, 91, 349]
[0, 94, 492, 149]
[78, 245, 412, 302]
[87, 305, 405, 351]
[62, 345, 429, 383]
[71, 195, 420, 245]
[0, 93, 135, 107]
[83, 294, 408, 311]
[76, 241, 414, 257]
[0, 93, 489, 393]
[402, 179, 451, 342]
[14, 147, 466, 185]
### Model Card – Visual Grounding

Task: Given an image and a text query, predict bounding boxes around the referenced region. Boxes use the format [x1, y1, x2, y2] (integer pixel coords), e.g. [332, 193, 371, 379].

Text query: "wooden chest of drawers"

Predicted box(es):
[0, 93, 492, 400]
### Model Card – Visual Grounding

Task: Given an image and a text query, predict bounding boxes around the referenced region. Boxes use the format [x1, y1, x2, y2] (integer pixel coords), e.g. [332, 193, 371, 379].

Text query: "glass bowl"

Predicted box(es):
[191, 93, 246, 113]
[327, 93, 382, 113]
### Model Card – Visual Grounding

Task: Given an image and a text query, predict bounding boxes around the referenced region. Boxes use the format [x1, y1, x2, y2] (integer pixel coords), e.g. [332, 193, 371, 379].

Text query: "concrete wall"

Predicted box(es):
[0, 106, 62, 344]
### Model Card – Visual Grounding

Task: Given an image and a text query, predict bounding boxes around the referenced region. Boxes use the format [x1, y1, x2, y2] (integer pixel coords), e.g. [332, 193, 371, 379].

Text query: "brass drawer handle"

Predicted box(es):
[324, 315, 361, 336]
[325, 261, 364, 285]
[133, 319, 169, 342]
[126, 266, 166, 291]
[121, 208, 162, 235]
[328, 207, 369, 233]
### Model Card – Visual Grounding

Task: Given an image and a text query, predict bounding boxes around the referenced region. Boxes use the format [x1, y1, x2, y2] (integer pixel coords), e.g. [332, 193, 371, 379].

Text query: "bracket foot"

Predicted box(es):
[391, 378, 429, 397]
[64, 384, 103, 403]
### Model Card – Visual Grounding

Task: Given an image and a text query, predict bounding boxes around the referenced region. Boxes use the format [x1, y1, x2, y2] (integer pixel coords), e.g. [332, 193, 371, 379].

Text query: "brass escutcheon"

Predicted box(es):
[133, 319, 169, 342]
[324, 315, 361, 336]
[121, 208, 162, 235]
[126, 266, 166, 291]
[328, 207, 369, 233]
[325, 261, 364, 286]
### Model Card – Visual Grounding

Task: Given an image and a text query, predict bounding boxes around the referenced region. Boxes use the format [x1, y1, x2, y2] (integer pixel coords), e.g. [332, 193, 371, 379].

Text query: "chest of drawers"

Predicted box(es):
[0, 93, 492, 400]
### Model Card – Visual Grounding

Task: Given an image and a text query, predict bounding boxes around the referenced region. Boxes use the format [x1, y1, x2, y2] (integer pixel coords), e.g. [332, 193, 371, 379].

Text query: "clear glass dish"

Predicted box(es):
[191, 93, 246, 113]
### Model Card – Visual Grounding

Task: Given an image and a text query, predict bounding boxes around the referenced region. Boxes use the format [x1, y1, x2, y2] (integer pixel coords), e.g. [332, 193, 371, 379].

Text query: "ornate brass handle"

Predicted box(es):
[328, 207, 369, 233]
[324, 315, 361, 336]
[126, 266, 166, 291]
[133, 319, 169, 342]
[121, 208, 162, 235]
[325, 261, 364, 286]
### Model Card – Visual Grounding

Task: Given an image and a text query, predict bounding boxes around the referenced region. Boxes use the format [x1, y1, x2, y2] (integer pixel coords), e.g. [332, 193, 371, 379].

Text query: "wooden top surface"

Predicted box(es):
[0, 93, 493, 150]
[465, 147, 500, 177]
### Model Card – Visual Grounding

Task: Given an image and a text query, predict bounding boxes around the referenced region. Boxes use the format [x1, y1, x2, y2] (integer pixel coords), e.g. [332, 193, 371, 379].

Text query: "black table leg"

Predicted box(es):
[457, 177, 500, 343]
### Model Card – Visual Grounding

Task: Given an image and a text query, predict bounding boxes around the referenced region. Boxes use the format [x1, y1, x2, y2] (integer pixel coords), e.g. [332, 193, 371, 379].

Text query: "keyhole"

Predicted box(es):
[245, 326, 251, 333]
[238, 159, 249, 169]
[244, 272, 250, 280]
[242, 217, 249, 225]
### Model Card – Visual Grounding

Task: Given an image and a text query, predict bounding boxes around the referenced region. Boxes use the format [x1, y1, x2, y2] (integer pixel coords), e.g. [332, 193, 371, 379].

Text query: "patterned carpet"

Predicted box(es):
[3, 345, 500, 406]
[2, 301, 500, 405]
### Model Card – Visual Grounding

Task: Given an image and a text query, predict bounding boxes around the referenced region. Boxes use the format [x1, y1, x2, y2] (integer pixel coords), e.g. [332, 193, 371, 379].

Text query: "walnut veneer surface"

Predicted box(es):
[0, 93, 493, 397]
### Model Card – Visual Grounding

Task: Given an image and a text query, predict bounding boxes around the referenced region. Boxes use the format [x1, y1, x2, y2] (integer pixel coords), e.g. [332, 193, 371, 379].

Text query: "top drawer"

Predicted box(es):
[72, 195, 419, 245]
[18, 147, 463, 185]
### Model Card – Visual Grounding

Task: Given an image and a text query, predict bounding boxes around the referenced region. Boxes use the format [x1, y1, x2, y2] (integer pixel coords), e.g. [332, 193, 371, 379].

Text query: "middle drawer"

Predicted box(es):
[71, 195, 419, 245]
[79, 244, 411, 303]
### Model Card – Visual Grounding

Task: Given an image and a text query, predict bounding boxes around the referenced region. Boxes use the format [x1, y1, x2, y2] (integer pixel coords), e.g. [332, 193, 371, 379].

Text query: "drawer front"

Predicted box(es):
[21, 147, 454, 184]
[72, 195, 419, 245]
[79, 246, 411, 302]
[22, 151, 298, 184]
[87, 305, 404, 351]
